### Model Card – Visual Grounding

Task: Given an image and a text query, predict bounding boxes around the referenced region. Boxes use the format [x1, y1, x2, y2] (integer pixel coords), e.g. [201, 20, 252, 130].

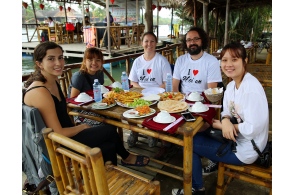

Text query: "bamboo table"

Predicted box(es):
[67, 90, 206, 195]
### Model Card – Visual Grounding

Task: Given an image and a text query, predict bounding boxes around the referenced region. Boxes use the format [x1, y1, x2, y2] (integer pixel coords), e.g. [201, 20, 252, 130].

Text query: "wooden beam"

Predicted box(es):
[196, 0, 209, 6]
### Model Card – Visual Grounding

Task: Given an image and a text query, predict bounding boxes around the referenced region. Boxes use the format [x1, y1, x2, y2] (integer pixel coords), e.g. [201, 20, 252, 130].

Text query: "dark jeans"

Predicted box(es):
[192, 132, 244, 189]
[71, 124, 129, 165]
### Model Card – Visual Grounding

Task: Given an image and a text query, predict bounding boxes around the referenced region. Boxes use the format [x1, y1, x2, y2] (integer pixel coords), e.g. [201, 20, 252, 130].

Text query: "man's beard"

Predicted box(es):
[187, 44, 202, 55]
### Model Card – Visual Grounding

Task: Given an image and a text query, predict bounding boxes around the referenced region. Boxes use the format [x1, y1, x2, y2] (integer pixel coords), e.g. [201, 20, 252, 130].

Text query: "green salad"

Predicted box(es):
[126, 98, 152, 107]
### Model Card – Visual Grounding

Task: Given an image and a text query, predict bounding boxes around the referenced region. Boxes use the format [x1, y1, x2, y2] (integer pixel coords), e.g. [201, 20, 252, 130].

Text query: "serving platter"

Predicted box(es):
[116, 100, 158, 108]
[123, 108, 156, 118]
[91, 102, 116, 110]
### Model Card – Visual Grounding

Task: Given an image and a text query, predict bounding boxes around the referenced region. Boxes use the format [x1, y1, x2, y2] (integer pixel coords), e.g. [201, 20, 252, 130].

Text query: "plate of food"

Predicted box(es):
[158, 92, 185, 101]
[116, 98, 156, 108]
[141, 94, 160, 101]
[123, 106, 156, 118]
[157, 100, 189, 113]
[91, 102, 116, 110]
[141, 87, 165, 96]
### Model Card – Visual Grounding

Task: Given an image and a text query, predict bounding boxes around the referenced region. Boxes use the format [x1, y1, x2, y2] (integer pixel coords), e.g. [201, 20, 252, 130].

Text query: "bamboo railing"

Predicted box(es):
[22, 43, 184, 82]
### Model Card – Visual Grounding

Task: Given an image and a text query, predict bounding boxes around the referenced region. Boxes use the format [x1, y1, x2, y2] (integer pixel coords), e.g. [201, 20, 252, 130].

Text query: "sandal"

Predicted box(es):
[121, 155, 150, 167]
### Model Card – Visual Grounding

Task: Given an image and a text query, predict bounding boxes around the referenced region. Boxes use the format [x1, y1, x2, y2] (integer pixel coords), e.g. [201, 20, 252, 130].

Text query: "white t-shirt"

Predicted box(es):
[221, 73, 269, 164]
[48, 21, 55, 27]
[128, 52, 172, 88]
[173, 52, 222, 94]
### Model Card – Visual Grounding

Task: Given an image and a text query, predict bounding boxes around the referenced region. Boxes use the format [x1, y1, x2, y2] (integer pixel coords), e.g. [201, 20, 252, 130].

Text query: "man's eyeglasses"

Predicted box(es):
[186, 37, 201, 43]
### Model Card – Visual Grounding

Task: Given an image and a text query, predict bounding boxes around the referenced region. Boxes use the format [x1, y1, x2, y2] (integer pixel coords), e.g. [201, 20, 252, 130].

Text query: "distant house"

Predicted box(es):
[22, 8, 83, 24]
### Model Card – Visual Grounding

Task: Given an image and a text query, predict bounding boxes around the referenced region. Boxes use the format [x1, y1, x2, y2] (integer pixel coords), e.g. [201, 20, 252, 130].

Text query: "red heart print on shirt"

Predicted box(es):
[193, 70, 199, 76]
[147, 69, 152, 74]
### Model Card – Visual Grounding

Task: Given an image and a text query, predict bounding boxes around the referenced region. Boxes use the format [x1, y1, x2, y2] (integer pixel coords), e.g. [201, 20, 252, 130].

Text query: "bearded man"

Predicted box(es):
[171, 26, 223, 195]
[172, 26, 222, 94]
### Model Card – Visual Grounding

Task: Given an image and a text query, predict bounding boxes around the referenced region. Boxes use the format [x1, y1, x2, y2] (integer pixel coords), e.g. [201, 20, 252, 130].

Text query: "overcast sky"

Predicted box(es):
[22, 0, 177, 18]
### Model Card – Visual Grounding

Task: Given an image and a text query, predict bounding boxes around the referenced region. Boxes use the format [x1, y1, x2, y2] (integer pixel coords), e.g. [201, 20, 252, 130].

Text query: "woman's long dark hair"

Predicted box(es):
[24, 42, 63, 88]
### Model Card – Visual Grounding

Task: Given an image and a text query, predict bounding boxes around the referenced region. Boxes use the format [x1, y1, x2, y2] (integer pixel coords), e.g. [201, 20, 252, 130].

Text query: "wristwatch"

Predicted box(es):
[221, 116, 230, 121]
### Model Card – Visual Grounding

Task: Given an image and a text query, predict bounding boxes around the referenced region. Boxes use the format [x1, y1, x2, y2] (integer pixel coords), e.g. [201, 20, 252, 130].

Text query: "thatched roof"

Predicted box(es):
[45, 0, 271, 12]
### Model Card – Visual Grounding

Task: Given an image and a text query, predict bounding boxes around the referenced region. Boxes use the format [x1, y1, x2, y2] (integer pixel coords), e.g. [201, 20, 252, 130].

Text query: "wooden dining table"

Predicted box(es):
[66, 88, 208, 195]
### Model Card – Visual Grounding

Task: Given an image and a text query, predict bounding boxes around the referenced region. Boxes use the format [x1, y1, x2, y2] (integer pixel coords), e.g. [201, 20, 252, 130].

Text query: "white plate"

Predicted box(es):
[153, 116, 176, 124]
[141, 94, 160, 101]
[74, 96, 93, 102]
[123, 108, 156, 118]
[91, 102, 116, 109]
[101, 87, 109, 94]
[116, 100, 158, 108]
[186, 96, 204, 102]
[141, 87, 165, 96]
[188, 105, 209, 113]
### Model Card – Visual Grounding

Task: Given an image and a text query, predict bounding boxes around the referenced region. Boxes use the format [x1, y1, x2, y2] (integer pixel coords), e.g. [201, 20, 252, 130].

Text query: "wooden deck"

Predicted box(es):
[22, 38, 179, 58]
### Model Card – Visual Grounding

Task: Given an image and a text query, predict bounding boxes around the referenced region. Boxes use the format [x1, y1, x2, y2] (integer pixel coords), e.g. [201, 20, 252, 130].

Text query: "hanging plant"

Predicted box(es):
[59, 5, 63, 11]
[68, 7, 71, 12]
[110, 0, 115, 4]
[86, 8, 89, 13]
[152, 4, 156, 11]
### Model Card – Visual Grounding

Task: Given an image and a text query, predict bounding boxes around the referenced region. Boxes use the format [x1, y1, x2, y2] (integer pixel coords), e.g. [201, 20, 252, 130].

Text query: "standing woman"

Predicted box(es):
[128, 32, 172, 155]
[68, 47, 104, 126]
[172, 42, 269, 195]
[23, 42, 150, 167]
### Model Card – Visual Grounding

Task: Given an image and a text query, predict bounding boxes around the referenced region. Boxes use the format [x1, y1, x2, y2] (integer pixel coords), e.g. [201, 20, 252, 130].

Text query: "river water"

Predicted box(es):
[22, 55, 126, 86]
[22, 24, 183, 85]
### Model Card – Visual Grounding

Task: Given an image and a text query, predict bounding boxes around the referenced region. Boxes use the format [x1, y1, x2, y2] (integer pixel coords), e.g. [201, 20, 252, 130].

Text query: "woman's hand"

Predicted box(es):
[212, 119, 222, 129]
[221, 119, 237, 142]
[79, 123, 91, 130]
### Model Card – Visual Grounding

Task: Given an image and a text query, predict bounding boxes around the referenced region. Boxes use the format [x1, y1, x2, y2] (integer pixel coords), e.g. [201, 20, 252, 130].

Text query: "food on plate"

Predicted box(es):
[112, 87, 124, 93]
[157, 100, 188, 113]
[125, 98, 151, 107]
[102, 97, 115, 105]
[116, 91, 143, 104]
[204, 87, 223, 95]
[158, 92, 184, 101]
[135, 105, 151, 116]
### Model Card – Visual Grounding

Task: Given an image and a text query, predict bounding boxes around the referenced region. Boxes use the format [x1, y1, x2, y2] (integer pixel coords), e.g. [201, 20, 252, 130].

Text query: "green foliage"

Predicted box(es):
[174, 5, 272, 46]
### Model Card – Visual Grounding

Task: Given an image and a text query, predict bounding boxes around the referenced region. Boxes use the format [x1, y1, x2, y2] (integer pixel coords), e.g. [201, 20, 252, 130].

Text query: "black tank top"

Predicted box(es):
[23, 81, 74, 128]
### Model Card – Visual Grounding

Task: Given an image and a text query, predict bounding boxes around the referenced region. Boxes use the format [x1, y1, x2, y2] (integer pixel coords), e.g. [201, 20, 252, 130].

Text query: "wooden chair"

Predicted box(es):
[58, 68, 72, 98]
[162, 49, 175, 64]
[48, 25, 57, 42]
[131, 24, 145, 45]
[66, 29, 74, 44]
[176, 45, 185, 58]
[42, 128, 160, 195]
[74, 22, 83, 43]
[55, 24, 69, 44]
[216, 132, 272, 195]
